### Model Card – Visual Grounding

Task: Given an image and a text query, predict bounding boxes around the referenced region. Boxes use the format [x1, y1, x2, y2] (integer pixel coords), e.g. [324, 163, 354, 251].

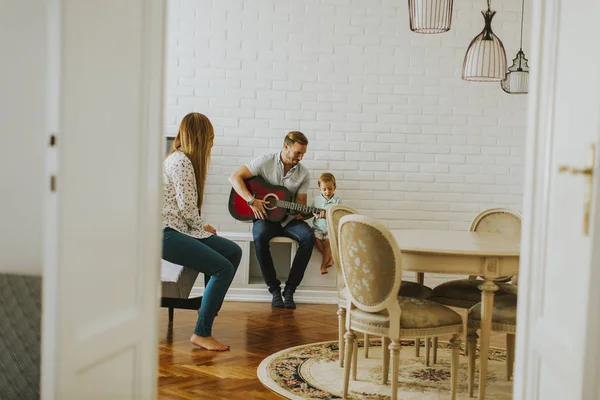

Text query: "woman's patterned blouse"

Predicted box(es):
[162, 151, 212, 239]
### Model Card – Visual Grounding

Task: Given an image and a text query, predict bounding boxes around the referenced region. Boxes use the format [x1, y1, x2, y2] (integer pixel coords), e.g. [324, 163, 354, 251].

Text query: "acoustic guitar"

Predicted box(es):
[228, 176, 325, 222]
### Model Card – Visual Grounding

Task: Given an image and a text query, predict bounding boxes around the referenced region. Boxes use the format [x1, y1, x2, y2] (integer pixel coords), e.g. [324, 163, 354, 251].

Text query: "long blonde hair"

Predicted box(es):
[168, 113, 214, 209]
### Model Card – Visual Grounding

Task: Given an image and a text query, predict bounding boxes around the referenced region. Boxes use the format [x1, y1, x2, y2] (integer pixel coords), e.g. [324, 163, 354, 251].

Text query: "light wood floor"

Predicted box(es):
[158, 301, 506, 400]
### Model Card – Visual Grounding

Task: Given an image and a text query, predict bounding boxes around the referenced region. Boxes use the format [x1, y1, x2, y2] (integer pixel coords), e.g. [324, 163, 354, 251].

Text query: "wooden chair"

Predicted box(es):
[427, 208, 521, 362]
[160, 259, 206, 323]
[327, 204, 359, 367]
[327, 205, 433, 368]
[467, 295, 517, 397]
[338, 214, 463, 400]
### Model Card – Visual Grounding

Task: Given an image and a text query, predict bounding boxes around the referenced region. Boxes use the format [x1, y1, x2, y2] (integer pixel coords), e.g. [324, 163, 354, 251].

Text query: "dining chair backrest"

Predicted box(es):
[470, 208, 522, 282]
[327, 205, 359, 290]
[338, 214, 403, 314]
[470, 208, 522, 237]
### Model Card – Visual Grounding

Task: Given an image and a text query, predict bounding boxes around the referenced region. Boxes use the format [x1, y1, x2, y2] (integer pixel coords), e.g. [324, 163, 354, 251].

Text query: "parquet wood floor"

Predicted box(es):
[158, 301, 506, 400]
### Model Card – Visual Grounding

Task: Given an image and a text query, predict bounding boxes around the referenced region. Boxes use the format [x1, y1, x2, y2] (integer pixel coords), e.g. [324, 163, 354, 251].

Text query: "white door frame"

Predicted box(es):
[514, 0, 600, 398]
[41, 0, 167, 398]
[40, 0, 61, 396]
[584, 211, 600, 396]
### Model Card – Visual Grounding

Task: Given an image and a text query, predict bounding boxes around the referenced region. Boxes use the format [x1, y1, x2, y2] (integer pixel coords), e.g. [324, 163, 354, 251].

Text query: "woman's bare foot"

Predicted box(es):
[190, 334, 230, 351]
[320, 265, 329, 275]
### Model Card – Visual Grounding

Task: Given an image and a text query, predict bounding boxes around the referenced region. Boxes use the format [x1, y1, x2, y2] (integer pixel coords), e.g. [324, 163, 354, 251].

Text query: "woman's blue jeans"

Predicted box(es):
[162, 228, 242, 337]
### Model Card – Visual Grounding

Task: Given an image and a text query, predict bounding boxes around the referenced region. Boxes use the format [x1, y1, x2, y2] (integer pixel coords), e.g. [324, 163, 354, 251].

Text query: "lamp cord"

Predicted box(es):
[519, 0, 525, 50]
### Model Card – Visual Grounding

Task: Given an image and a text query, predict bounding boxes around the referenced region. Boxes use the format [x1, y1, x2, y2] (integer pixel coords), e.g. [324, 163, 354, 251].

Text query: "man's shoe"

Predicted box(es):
[270, 289, 285, 308]
[283, 290, 296, 309]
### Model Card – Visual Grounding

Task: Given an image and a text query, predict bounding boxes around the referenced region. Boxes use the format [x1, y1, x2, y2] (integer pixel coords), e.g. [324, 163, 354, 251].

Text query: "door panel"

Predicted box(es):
[515, 0, 600, 399]
[42, 0, 166, 399]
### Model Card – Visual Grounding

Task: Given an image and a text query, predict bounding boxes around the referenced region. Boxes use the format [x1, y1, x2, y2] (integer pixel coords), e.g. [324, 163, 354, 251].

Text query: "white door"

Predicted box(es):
[41, 1, 166, 399]
[514, 0, 600, 399]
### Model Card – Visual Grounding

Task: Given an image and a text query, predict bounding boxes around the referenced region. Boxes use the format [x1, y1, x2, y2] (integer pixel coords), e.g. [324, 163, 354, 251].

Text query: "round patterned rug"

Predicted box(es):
[257, 340, 512, 399]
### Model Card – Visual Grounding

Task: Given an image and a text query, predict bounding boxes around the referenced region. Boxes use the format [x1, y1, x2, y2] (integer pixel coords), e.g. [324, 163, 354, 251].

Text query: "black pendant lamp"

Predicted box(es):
[501, 0, 529, 94]
[462, 0, 507, 81]
[408, 0, 454, 34]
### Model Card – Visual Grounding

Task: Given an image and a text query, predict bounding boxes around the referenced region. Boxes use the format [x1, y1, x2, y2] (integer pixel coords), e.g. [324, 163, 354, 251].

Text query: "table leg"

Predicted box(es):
[467, 328, 478, 397]
[478, 277, 498, 399]
[415, 269, 424, 361]
[415, 272, 424, 285]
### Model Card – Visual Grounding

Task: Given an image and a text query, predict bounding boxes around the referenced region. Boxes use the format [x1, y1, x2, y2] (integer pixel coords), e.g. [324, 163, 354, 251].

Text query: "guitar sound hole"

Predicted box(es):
[263, 193, 279, 210]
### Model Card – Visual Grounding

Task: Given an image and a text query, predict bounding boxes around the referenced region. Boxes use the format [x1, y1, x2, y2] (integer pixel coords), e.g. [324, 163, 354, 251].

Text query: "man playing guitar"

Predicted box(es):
[228, 131, 315, 309]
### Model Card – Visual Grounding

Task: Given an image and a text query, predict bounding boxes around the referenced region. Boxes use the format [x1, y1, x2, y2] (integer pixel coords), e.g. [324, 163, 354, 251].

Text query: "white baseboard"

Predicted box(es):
[189, 274, 466, 305]
[190, 286, 340, 304]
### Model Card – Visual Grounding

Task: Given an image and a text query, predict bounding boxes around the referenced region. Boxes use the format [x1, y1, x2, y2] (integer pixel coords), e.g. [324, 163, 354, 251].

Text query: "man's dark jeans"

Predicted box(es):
[252, 219, 315, 292]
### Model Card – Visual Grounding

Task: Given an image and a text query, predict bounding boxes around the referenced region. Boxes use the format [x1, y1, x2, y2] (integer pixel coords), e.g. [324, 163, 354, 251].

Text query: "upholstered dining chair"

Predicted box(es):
[427, 208, 521, 362]
[327, 205, 433, 368]
[338, 215, 463, 400]
[327, 204, 359, 367]
[466, 295, 517, 397]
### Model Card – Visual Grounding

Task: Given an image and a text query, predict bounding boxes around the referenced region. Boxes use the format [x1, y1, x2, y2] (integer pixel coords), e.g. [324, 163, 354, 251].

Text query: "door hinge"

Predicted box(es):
[50, 176, 56, 192]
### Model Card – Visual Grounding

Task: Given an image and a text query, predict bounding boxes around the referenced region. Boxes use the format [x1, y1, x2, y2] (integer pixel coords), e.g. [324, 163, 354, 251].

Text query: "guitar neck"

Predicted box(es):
[276, 200, 324, 215]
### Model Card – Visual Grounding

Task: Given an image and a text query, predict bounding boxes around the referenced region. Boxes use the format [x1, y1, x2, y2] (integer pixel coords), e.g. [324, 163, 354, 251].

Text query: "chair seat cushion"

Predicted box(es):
[398, 281, 433, 299]
[429, 279, 518, 309]
[351, 297, 463, 331]
[468, 295, 518, 325]
[338, 281, 432, 307]
[161, 260, 200, 299]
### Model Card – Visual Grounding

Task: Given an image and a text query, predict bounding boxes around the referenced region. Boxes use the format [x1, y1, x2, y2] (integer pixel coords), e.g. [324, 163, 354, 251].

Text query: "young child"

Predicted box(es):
[311, 172, 341, 275]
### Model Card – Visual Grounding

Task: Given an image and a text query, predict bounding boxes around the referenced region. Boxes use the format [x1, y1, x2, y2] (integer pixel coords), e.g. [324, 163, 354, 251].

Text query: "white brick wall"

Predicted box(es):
[166, 0, 530, 232]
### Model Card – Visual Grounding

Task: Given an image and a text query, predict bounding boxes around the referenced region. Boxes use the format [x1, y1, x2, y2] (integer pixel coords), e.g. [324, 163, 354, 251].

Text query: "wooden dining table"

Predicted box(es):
[391, 229, 520, 400]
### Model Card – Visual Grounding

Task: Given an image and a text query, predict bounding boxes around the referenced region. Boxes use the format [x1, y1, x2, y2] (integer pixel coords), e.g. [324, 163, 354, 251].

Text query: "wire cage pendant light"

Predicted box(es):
[501, 50, 529, 93]
[501, 0, 529, 94]
[462, 0, 507, 81]
[408, 0, 454, 34]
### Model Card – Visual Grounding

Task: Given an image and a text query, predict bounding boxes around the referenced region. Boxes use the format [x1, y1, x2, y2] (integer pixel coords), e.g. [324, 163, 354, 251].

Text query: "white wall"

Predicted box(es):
[0, 0, 47, 275]
[165, 0, 530, 232]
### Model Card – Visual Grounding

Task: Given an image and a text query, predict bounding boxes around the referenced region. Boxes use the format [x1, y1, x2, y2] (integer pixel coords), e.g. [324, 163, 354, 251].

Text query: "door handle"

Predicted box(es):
[558, 144, 595, 235]
[558, 166, 593, 176]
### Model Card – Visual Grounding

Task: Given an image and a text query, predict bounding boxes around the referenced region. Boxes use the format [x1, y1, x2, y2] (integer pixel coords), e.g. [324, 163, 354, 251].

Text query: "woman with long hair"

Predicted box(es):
[162, 112, 242, 351]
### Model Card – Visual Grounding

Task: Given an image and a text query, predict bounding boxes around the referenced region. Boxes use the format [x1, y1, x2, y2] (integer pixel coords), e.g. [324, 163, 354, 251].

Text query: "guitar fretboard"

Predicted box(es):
[276, 200, 324, 214]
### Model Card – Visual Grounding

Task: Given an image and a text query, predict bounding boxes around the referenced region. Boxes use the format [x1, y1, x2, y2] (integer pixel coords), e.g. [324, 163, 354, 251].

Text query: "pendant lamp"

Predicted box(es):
[408, 0, 454, 34]
[501, 0, 529, 94]
[462, 0, 507, 81]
